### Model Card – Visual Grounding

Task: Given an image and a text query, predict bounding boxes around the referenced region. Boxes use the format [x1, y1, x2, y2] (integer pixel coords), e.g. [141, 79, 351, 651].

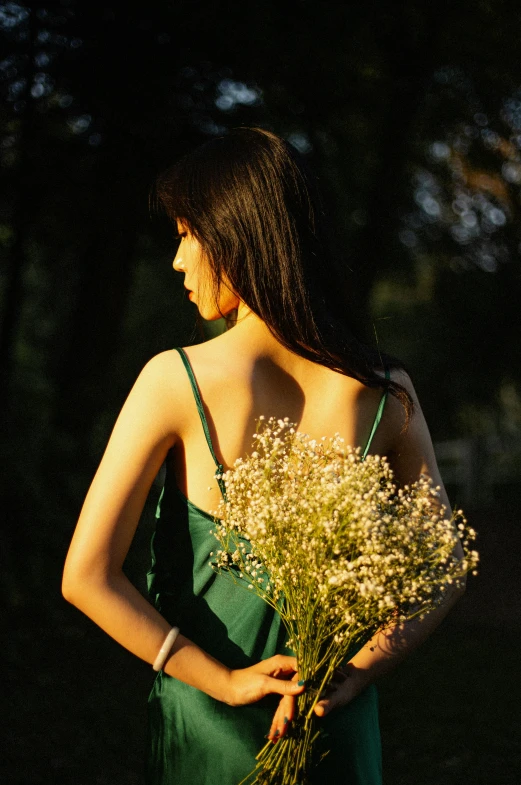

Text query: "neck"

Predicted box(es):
[236, 300, 253, 322]
[225, 301, 279, 349]
[223, 303, 321, 377]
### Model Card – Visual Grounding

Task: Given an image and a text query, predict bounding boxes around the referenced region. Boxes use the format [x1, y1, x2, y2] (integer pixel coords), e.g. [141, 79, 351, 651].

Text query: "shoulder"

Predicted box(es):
[389, 366, 418, 401]
[371, 365, 431, 459]
[382, 366, 419, 430]
[177, 335, 247, 389]
[134, 349, 187, 398]
[126, 349, 199, 438]
[382, 367, 447, 496]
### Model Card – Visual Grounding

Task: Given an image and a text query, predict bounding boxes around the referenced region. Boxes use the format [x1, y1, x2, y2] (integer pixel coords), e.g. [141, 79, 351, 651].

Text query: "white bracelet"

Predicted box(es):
[152, 627, 180, 672]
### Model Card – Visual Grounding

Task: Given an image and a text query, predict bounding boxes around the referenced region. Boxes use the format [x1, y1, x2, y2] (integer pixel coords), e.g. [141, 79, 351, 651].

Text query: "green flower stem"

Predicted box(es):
[211, 418, 478, 784]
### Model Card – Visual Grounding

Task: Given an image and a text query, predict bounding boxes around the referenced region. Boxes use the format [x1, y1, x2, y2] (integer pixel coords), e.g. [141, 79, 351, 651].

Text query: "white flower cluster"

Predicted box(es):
[211, 417, 478, 785]
[211, 417, 478, 672]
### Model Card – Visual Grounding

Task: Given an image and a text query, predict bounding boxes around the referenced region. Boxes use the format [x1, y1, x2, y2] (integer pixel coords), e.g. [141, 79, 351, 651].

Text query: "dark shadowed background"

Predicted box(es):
[1, 2, 520, 783]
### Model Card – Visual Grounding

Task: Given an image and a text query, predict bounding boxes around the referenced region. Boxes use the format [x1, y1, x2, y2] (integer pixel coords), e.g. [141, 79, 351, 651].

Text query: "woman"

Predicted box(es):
[62, 127, 465, 784]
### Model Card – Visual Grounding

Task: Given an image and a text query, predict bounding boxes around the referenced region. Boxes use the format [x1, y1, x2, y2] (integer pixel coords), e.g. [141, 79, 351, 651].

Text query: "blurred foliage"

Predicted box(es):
[1, 1, 521, 781]
[1, 0, 520, 606]
[1, 0, 520, 579]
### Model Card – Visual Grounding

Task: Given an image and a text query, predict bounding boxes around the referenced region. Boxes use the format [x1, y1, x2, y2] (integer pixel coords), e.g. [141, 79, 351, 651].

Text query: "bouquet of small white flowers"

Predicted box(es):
[211, 417, 478, 785]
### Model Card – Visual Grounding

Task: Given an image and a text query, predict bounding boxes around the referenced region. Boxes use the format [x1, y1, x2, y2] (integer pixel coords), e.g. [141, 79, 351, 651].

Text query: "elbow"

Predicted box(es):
[62, 556, 120, 608]
[62, 546, 85, 604]
[61, 561, 106, 606]
[61, 565, 82, 605]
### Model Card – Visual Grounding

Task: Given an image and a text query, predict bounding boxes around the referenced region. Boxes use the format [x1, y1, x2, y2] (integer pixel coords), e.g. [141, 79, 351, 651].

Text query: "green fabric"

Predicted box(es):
[362, 366, 390, 460]
[175, 348, 226, 497]
[145, 355, 388, 784]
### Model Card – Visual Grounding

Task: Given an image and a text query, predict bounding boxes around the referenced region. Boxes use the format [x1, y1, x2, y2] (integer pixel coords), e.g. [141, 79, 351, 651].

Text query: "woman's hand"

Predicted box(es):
[314, 664, 364, 717]
[227, 655, 304, 708]
[268, 664, 362, 740]
[267, 671, 300, 741]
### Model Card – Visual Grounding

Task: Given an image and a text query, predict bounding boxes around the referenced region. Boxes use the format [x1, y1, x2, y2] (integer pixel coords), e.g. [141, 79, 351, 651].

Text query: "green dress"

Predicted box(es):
[146, 348, 389, 785]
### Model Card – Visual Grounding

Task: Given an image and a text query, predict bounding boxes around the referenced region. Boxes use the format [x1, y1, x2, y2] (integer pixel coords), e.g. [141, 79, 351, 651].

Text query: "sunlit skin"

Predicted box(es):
[172, 221, 242, 321]
[63, 225, 465, 744]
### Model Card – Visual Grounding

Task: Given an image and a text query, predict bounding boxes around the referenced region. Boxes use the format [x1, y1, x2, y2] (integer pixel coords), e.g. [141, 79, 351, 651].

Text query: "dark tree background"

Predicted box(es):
[1, 2, 520, 783]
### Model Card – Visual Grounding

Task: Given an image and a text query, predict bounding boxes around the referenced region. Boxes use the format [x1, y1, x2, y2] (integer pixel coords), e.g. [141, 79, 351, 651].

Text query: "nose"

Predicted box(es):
[173, 254, 186, 272]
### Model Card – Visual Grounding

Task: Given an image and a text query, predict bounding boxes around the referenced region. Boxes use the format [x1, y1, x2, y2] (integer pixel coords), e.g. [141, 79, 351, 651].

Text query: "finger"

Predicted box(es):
[277, 655, 298, 671]
[266, 676, 305, 697]
[327, 675, 345, 690]
[267, 701, 286, 741]
[314, 679, 350, 717]
[254, 655, 299, 677]
[268, 695, 295, 741]
[314, 696, 333, 717]
[280, 692, 297, 723]
[277, 695, 295, 733]
[273, 671, 300, 735]
[268, 657, 298, 677]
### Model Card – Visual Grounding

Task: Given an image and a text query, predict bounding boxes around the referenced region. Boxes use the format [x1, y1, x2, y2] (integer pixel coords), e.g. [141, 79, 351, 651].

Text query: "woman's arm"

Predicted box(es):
[269, 372, 465, 736]
[315, 370, 465, 716]
[62, 352, 303, 707]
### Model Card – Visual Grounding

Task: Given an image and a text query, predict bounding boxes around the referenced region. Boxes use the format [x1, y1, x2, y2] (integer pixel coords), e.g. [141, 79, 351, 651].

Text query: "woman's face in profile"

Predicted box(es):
[172, 220, 240, 320]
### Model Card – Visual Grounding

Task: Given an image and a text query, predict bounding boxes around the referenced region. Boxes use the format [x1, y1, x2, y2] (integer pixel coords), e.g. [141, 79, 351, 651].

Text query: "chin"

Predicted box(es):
[198, 300, 238, 322]
[197, 306, 225, 321]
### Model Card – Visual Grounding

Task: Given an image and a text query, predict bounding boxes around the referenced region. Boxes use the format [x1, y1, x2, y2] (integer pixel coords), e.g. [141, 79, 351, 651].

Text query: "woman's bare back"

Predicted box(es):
[167, 315, 404, 517]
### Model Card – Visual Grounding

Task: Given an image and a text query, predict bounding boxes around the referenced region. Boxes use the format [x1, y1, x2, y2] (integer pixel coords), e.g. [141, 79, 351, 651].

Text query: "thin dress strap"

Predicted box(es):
[361, 366, 390, 460]
[175, 348, 226, 498]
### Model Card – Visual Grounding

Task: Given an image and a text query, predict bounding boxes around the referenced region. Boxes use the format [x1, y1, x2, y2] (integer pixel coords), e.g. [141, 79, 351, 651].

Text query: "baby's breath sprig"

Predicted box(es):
[210, 417, 478, 785]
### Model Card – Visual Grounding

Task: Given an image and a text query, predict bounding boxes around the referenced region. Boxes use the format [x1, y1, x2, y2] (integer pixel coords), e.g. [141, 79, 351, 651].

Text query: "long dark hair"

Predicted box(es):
[155, 127, 413, 419]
